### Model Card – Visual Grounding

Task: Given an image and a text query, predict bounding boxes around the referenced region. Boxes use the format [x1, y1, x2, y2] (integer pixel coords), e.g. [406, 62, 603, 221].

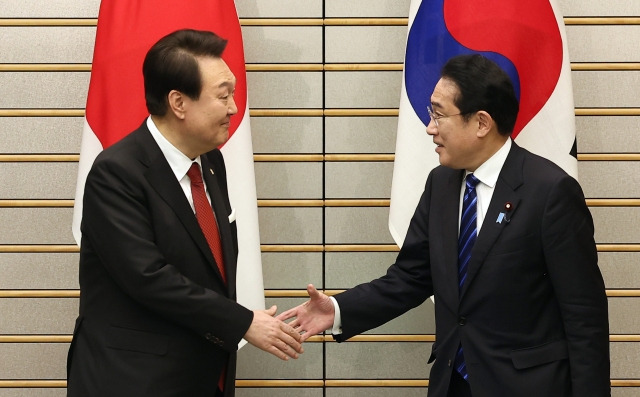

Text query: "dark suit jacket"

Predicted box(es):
[334, 143, 610, 397]
[67, 122, 253, 397]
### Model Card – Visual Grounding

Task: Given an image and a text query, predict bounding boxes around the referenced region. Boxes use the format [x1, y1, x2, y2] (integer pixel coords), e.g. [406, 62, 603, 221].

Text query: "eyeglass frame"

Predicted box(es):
[426, 105, 469, 128]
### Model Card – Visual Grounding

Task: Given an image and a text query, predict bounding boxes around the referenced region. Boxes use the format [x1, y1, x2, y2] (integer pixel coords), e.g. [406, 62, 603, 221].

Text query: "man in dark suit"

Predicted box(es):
[66, 29, 303, 397]
[278, 54, 610, 397]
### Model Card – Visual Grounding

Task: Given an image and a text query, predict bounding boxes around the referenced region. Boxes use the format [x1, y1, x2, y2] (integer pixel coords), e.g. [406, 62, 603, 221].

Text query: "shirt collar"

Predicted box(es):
[146, 116, 200, 180]
[468, 138, 512, 188]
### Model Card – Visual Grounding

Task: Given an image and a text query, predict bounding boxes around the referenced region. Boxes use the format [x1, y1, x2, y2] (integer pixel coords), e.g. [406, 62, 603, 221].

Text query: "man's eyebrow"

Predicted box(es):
[217, 80, 235, 89]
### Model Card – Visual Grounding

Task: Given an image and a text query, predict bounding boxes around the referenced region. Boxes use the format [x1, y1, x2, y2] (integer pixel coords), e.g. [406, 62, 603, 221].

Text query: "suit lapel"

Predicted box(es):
[435, 168, 466, 306]
[201, 155, 236, 297]
[460, 144, 525, 298]
[136, 126, 222, 284]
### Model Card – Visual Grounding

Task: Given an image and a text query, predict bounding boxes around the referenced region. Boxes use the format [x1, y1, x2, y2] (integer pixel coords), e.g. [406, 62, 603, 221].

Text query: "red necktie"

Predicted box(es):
[187, 162, 227, 283]
[187, 163, 228, 392]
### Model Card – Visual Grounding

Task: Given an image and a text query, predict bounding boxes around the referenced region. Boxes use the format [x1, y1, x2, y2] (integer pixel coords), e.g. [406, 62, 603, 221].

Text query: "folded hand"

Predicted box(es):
[244, 305, 303, 360]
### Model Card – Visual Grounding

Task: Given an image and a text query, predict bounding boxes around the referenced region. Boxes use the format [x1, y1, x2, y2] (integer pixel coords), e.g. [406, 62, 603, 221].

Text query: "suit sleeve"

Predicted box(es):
[81, 155, 253, 352]
[334, 172, 435, 341]
[542, 175, 610, 396]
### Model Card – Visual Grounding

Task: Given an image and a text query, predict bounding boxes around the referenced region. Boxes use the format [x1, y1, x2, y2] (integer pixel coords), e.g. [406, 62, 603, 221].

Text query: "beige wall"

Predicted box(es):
[1, 0, 639, 395]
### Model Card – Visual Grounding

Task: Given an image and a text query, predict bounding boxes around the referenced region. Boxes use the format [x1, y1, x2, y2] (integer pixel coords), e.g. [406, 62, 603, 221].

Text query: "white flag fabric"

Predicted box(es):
[389, 0, 577, 245]
[72, 0, 265, 326]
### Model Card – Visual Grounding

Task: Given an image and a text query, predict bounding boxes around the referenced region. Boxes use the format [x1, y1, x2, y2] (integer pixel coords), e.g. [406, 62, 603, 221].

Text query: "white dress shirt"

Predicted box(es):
[146, 116, 212, 211]
[459, 138, 512, 233]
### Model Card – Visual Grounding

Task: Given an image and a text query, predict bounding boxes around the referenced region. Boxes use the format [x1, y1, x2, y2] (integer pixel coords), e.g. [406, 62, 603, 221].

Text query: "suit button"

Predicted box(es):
[458, 317, 466, 326]
[205, 333, 225, 345]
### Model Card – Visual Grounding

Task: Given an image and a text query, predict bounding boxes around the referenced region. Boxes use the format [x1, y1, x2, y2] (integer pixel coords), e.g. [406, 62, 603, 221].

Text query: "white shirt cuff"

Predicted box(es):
[329, 296, 343, 335]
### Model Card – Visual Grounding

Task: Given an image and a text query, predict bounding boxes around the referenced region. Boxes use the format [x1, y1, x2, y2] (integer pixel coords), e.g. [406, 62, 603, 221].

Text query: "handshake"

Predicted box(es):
[244, 284, 334, 360]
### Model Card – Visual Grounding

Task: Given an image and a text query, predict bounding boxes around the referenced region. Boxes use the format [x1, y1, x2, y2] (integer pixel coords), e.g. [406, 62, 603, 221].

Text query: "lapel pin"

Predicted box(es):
[209, 168, 214, 175]
[503, 202, 513, 223]
[497, 202, 514, 224]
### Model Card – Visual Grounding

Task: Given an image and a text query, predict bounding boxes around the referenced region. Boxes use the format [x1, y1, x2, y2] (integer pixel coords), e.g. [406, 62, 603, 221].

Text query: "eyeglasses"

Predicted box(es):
[427, 105, 465, 128]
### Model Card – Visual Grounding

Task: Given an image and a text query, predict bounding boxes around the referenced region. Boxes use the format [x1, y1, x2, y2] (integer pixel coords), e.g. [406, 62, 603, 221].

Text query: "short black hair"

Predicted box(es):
[142, 29, 227, 116]
[441, 54, 519, 136]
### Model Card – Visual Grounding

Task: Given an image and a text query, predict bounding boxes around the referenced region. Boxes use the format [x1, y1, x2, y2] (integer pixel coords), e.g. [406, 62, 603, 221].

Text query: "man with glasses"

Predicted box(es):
[279, 54, 610, 397]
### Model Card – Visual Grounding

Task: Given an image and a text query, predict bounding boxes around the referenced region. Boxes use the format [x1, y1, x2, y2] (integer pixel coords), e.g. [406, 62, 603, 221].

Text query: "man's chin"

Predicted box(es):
[437, 155, 453, 168]
[216, 129, 230, 146]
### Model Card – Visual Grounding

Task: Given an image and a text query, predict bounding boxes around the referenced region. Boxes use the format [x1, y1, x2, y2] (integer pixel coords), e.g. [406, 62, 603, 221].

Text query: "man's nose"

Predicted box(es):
[228, 95, 238, 115]
[426, 118, 437, 135]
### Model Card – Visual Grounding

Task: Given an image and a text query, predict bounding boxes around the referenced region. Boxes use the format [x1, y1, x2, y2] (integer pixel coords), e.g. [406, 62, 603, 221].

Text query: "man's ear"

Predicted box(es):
[167, 90, 186, 119]
[476, 111, 494, 138]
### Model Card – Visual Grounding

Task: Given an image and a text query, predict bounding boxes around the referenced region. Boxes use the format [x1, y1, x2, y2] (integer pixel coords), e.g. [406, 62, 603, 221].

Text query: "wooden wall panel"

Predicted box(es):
[0, 0, 638, 395]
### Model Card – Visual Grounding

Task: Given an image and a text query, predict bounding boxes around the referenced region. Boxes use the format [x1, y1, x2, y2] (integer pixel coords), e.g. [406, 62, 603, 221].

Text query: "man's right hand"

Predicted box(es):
[276, 284, 335, 342]
[244, 305, 303, 361]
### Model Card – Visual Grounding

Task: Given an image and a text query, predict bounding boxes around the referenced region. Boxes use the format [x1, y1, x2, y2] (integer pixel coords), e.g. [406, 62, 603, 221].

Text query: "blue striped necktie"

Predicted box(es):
[454, 173, 480, 381]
